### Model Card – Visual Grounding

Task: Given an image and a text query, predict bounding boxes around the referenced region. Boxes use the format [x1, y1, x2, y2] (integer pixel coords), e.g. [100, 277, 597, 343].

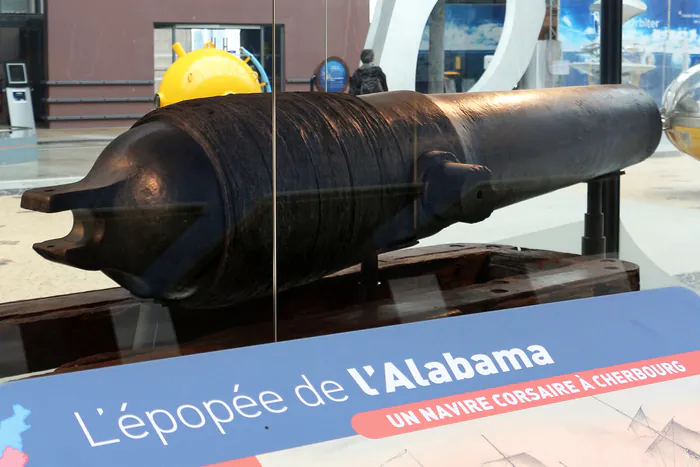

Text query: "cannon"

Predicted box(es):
[20, 85, 662, 310]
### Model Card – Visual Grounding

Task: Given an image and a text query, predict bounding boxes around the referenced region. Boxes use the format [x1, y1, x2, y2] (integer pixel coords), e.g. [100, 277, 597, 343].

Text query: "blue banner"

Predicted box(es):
[1, 287, 700, 466]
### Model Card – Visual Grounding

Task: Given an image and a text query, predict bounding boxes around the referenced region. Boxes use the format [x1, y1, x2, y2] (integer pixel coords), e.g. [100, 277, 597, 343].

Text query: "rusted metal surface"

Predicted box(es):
[20, 86, 660, 309]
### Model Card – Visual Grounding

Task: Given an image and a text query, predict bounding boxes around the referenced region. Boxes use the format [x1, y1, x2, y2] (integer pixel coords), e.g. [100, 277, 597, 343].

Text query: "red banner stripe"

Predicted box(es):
[203, 457, 262, 467]
[351, 350, 700, 439]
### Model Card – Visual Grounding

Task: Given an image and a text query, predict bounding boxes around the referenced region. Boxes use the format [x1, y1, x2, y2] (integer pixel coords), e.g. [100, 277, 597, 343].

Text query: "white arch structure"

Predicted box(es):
[364, 0, 547, 92]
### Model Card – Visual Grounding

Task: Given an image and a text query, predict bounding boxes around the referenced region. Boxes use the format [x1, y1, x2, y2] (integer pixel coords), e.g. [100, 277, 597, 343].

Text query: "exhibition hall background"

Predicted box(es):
[0, 0, 370, 128]
[0, 0, 699, 127]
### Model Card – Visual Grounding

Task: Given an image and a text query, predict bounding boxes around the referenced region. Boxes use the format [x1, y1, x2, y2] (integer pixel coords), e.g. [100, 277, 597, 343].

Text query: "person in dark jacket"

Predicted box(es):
[349, 49, 388, 96]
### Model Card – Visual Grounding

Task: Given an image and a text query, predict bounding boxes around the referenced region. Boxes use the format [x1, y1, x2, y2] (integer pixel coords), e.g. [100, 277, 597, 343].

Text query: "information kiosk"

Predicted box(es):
[3, 62, 35, 130]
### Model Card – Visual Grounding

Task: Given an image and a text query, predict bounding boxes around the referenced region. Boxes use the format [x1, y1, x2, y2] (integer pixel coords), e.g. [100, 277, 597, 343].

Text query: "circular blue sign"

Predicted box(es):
[317, 58, 349, 93]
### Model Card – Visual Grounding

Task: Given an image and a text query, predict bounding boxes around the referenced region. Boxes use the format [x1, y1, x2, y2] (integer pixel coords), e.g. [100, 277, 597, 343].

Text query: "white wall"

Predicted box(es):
[370, 0, 378, 23]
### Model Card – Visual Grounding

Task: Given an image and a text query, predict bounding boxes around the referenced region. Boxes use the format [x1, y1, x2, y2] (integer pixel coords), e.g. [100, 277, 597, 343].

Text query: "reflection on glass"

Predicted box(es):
[0, 0, 696, 402]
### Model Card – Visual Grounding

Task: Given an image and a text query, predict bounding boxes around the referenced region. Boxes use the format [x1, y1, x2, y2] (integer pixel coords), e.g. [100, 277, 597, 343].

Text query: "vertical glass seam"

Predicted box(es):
[272, 0, 278, 342]
[325, 0, 329, 92]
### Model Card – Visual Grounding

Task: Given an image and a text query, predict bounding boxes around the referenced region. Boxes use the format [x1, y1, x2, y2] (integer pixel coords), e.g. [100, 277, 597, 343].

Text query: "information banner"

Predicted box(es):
[2, 287, 700, 466]
[314, 57, 350, 93]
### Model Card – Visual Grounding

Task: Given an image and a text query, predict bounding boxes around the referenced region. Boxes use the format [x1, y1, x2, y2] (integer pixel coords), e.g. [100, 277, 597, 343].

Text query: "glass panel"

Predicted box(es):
[0, 0, 693, 441]
[410, 0, 597, 299]
[264, 24, 285, 92]
[269, 0, 648, 353]
[0, 0, 280, 380]
[550, 0, 700, 292]
[619, 0, 700, 292]
[266, 0, 697, 368]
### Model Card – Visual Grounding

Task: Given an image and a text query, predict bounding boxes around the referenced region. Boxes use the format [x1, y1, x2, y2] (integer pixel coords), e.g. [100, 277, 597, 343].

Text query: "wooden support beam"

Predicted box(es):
[0, 244, 638, 379]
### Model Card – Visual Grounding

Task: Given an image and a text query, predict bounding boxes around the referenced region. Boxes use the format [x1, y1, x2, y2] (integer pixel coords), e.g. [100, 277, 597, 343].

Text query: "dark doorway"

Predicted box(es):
[263, 25, 284, 91]
[241, 25, 284, 91]
[20, 20, 45, 120]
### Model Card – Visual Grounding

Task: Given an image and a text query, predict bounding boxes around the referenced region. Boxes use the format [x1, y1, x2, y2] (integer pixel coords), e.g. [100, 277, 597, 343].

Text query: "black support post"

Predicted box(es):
[600, 0, 623, 257]
[583, 0, 623, 258]
[582, 179, 606, 256]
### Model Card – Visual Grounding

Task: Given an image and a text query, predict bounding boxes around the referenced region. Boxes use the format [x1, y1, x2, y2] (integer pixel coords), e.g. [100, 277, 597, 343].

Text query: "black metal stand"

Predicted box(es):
[602, 177, 621, 256]
[583, 0, 623, 258]
[600, 0, 623, 258]
[582, 178, 606, 257]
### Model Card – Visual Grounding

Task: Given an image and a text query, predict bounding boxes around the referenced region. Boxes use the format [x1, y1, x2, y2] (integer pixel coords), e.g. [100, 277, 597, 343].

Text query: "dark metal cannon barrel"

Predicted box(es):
[418, 87, 662, 208]
[21, 85, 661, 309]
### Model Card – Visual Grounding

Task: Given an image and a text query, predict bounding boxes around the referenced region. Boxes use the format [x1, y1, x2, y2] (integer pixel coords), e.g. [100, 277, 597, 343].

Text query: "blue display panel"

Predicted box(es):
[1, 287, 700, 466]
